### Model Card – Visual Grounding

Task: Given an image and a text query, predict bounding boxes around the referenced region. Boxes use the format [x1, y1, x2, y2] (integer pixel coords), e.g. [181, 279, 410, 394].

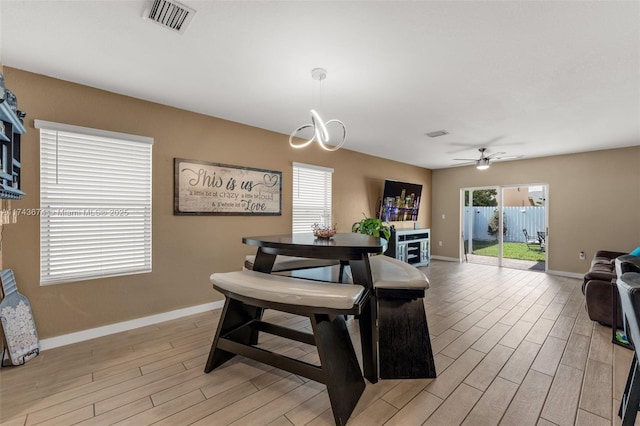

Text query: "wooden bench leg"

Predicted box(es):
[349, 258, 379, 384]
[204, 297, 263, 373]
[312, 313, 365, 426]
[356, 294, 378, 384]
[377, 294, 436, 379]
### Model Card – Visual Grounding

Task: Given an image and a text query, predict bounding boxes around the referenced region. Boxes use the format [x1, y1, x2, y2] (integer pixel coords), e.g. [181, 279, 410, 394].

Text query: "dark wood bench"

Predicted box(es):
[205, 270, 369, 426]
[244, 254, 340, 271]
[244, 254, 346, 282]
[368, 255, 436, 379]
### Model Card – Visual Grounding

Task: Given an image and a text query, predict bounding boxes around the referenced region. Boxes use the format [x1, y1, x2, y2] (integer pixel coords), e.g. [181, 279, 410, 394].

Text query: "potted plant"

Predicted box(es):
[351, 214, 391, 240]
[487, 209, 507, 240]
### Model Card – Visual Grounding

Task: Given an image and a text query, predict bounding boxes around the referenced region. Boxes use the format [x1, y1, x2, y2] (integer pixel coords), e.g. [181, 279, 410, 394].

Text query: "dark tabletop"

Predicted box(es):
[243, 233, 385, 260]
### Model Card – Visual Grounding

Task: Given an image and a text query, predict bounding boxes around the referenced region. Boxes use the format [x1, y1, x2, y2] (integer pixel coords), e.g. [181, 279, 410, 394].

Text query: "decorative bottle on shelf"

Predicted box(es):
[0, 71, 6, 101]
[5, 89, 17, 113]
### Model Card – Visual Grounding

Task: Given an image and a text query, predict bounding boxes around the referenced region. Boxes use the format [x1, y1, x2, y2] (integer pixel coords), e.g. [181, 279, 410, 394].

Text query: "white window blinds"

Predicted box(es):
[36, 120, 153, 285]
[292, 162, 333, 234]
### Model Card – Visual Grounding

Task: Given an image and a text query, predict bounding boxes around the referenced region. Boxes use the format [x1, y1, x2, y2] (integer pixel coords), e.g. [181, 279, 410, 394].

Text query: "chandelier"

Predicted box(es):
[289, 68, 347, 152]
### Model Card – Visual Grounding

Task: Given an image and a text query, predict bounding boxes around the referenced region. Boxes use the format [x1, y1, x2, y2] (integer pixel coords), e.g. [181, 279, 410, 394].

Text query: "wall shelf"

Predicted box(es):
[0, 101, 26, 134]
[0, 99, 25, 200]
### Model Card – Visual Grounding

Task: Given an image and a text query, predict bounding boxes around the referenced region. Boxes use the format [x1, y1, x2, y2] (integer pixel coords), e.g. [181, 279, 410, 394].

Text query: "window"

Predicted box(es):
[292, 162, 332, 234]
[36, 120, 153, 285]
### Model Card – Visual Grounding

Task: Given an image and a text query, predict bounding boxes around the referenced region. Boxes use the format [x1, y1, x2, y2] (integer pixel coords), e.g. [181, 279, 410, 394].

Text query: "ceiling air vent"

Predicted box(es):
[143, 0, 196, 34]
[425, 130, 449, 138]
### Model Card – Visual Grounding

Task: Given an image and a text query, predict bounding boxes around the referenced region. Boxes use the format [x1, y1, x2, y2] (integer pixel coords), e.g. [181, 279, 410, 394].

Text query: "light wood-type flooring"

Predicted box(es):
[0, 260, 637, 425]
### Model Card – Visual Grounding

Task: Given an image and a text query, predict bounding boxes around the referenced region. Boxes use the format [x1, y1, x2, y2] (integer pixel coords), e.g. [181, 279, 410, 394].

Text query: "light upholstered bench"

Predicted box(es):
[368, 255, 436, 379]
[205, 270, 369, 426]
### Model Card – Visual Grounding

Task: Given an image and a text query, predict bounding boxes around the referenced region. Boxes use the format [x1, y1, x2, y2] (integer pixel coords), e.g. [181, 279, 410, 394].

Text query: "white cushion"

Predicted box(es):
[210, 270, 364, 310]
[368, 256, 429, 290]
[244, 255, 340, 271]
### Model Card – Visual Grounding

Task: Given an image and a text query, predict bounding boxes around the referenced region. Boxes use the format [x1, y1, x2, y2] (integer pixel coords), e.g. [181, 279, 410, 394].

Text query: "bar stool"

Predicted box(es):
[616, 271, 640, 425]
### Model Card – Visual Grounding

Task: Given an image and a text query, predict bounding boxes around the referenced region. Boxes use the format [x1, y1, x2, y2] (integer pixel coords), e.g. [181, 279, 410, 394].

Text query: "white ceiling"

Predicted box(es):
[1, 1, 639, 169]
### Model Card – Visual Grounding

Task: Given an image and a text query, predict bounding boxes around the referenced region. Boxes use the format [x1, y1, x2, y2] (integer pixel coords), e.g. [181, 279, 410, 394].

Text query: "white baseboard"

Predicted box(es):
[431, 255, 462, 262]
[547, 270, 585, 280]
[39, 300, 225, 351]
[431, 256, 583, 279]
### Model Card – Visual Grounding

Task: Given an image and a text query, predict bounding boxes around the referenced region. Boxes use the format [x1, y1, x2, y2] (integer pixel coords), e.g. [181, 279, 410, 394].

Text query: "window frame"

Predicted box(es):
[291, 162, 333, 234]
[36, 120, 153, 285]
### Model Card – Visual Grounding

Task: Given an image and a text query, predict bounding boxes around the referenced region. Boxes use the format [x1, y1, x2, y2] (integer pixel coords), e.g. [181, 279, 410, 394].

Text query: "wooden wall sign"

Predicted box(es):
[174, 158, 282, 216]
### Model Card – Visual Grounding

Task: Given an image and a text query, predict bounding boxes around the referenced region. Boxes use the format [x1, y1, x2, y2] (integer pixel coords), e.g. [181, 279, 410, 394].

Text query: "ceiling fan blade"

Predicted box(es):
[485, 151, 506, 159]
[452, 161, 476, 166]
[452, 158, 477, 161]
[492, 155, 523, 161]
[446, 143, 478, 154]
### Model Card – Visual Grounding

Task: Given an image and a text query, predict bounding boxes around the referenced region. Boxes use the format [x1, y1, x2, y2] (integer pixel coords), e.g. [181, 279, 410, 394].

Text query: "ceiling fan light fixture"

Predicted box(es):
[453, 146, 520, 169]
[476, 158, 490, 170]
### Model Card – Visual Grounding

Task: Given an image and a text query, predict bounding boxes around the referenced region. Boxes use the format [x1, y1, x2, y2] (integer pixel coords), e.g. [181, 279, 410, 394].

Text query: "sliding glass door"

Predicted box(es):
[462, 187, 501, 267]
[461, 185, 547, 271]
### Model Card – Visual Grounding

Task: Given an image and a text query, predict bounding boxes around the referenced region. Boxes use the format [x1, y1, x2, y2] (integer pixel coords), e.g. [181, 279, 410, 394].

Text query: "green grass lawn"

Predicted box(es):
[469, 240, 546, 262]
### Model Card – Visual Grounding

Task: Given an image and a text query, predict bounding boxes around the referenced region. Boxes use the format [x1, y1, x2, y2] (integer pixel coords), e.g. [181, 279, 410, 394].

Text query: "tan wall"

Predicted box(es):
[503, 187, 531, 207]
[431, 146, 640, 273]
[2, 67, 432, 339]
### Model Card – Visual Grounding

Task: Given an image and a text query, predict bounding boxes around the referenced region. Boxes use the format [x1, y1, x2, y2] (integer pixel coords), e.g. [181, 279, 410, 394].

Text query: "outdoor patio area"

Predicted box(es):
[466, 253, 546, 272]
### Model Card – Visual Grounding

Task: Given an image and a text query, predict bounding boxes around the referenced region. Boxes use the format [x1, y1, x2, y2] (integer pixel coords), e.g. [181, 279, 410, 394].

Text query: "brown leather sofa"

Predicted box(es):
[582, 251, 640, 327]
[582, 250, 627, 327]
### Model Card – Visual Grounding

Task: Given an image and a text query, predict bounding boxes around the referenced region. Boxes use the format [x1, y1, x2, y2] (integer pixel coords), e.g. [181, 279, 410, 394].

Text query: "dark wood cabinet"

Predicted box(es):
[0, 100, 25, 199]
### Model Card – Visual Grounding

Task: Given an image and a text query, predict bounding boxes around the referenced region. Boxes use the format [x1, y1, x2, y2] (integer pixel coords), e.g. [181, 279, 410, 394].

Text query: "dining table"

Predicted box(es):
[242, 232, 386, 383]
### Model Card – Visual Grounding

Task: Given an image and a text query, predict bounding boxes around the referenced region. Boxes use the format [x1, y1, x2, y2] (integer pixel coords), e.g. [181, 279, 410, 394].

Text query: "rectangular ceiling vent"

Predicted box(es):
[143, 0, 196, 34]
[425, 130, 449, 138]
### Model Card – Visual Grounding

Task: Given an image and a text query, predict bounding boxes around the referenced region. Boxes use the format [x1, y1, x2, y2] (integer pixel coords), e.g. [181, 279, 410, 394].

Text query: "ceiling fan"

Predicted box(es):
[453, 148, 520, 170]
